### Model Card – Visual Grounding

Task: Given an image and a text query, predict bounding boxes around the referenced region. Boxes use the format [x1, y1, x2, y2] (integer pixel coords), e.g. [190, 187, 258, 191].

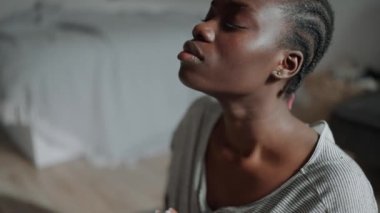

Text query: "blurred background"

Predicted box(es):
[0, 0, 378, 212]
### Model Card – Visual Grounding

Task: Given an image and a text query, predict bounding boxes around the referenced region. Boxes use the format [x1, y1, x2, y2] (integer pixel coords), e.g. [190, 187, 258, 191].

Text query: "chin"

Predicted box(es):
[178, 64, 229, 96]
[179, 68, 210, 93]
[179, 69, 198, 89]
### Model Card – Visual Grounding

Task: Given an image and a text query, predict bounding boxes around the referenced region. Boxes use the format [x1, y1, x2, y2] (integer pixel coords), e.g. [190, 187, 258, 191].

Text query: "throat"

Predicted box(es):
[205, 128, 319, 211]
[205, 139, 294, 210]
[212, 115, 284, 159]
[211, 116, 257, 159]
[204, 115, 320, 210]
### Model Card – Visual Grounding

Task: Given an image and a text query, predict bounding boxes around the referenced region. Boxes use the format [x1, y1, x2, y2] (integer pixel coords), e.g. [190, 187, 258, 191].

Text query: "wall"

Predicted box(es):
[0, 0, 35, 20]
[0, 0, 208, 16]
[0, 0, 379, 68]
[322, 0, 380, 70]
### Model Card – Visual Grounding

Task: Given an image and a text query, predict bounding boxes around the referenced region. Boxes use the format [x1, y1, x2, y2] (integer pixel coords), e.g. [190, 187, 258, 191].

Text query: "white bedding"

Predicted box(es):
[0, 9, 201, 168]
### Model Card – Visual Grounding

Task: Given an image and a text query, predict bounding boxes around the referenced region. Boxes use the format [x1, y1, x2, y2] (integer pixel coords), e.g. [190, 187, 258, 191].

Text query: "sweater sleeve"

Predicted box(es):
[170, 96, 211, 151]
[327, 170, 378, 213]
[316, 153, 378, 213]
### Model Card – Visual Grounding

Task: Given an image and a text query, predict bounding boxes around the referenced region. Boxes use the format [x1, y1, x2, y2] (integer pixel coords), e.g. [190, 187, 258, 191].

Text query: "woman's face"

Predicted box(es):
[178, 0, 287, 97]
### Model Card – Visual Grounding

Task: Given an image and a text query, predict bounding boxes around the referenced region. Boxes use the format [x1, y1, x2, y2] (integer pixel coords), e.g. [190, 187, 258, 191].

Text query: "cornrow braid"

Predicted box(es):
[278, 0, 335, 94]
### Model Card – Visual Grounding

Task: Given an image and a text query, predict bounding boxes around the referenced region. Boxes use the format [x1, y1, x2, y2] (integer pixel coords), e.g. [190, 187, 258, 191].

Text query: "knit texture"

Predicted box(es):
[165, 96, 378, 213]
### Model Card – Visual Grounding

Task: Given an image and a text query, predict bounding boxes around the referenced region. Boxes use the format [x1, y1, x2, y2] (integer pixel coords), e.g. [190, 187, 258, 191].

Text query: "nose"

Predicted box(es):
[192, 21, 216, 42]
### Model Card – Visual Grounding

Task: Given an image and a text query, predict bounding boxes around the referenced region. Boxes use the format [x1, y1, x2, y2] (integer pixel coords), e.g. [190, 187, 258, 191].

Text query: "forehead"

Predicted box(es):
[211, 0, 285, 24]
[209, 0, 288, 41]
[219, 0, 287, 47]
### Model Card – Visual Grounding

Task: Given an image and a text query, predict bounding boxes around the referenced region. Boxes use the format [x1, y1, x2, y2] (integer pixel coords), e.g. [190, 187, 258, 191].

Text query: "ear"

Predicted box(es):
[272, 51, 304, 79]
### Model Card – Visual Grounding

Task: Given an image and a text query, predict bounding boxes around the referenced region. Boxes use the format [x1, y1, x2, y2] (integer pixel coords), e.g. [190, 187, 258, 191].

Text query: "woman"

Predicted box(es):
[164, 0, 378, 212]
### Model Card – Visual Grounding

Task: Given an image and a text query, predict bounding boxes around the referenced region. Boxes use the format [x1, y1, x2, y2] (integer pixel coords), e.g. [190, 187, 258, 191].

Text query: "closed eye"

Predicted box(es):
[222, 22, 248, 31]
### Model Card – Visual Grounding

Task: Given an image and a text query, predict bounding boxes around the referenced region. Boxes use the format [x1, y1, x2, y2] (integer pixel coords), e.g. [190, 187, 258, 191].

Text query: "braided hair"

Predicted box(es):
[278, 0, 335, 94]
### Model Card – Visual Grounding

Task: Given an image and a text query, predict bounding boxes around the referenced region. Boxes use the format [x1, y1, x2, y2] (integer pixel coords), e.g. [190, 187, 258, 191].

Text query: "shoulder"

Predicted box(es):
[178, 95, 219, 125]
[303, 142, 378, 212]
[175, 96, 217, 129]
[186, 95, 218, 115]
[170, 96, 219, 150]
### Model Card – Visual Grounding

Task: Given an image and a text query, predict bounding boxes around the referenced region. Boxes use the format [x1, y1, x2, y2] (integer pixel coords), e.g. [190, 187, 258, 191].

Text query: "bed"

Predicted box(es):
[0, 3, 203, 168]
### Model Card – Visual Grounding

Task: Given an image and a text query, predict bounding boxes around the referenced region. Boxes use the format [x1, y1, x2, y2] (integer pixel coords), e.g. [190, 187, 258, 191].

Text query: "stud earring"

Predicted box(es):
[274, 69, 283, 77]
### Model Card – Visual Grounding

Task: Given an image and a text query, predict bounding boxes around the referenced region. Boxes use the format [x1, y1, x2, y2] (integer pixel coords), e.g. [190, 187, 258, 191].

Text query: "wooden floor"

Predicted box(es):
[0, 130, 170, 213]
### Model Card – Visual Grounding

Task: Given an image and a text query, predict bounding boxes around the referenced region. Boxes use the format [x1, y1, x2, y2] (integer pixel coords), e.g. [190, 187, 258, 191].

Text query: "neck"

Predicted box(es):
[214, 93, 309, 160]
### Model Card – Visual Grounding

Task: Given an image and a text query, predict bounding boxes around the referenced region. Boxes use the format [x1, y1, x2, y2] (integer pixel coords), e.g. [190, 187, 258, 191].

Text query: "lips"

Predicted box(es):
[180, 40, 205, 61]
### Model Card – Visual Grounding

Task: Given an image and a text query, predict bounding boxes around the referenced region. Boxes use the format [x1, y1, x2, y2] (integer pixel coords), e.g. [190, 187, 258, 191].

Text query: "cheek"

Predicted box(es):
[217, 35, 251, 66]
[213, 36, 280, 93]
[218, 36, 276, 79]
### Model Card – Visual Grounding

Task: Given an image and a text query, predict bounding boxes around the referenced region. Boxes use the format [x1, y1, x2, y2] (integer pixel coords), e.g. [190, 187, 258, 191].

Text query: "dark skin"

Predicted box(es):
[172, 0, 319, 211]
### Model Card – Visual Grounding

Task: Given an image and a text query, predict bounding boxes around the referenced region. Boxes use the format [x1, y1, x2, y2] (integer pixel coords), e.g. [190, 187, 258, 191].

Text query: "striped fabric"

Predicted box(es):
[165, 96, 378, 213]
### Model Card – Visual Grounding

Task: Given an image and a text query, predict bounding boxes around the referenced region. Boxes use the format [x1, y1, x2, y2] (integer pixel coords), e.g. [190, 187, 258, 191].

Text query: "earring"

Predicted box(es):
[274, 69, 283, 77]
